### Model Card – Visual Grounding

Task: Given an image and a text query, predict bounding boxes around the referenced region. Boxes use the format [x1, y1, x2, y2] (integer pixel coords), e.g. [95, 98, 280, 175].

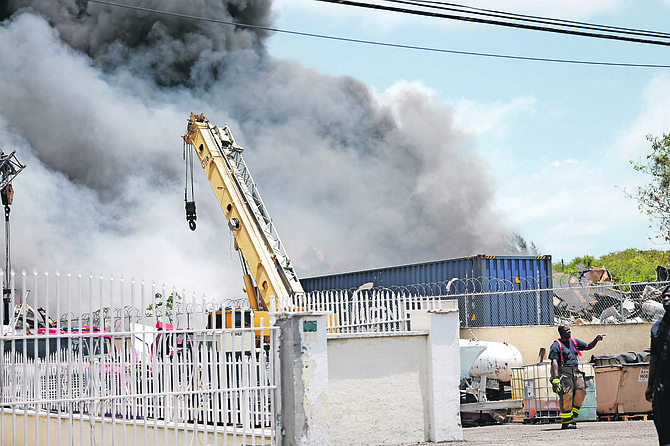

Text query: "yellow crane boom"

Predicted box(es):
[183, 113, 303, 312]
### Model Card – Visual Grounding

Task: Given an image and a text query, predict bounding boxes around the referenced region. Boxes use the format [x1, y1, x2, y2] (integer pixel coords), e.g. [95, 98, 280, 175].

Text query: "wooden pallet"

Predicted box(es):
[599, 413, 650, 422]
[507, 413, 526, 423]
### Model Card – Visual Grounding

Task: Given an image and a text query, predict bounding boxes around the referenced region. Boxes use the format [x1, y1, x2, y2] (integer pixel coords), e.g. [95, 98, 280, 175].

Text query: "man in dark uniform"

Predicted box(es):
[646, 284, 670, 446]
[548, 324, 604, 429]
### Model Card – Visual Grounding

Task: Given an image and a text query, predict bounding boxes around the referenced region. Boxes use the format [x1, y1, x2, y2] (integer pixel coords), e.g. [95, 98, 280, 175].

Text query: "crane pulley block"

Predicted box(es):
[1, 184, 13, 207]
[185, 200, 197, 231]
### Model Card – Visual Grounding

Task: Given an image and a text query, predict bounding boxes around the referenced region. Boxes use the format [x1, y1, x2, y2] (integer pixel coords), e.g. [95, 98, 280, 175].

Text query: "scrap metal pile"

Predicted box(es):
[553, 266, 667, 325]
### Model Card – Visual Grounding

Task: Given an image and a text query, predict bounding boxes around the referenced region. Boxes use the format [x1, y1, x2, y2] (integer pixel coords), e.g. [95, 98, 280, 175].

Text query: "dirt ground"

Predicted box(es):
[397, 419, 659, 446]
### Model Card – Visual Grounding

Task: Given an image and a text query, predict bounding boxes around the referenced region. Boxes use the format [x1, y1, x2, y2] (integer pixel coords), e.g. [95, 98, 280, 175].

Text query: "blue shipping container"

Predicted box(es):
[300, 254, 554, 327]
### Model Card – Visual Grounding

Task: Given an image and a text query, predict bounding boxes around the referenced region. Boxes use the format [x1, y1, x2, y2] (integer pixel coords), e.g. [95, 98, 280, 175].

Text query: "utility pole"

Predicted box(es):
[0, 151, 25, 325]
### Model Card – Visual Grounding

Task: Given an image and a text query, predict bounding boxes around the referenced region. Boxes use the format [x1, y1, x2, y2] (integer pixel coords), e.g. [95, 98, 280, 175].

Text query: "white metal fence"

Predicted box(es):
[294, 290, 454, 333]
[0, 270, 277, 446]
[0, 330, 277, 445]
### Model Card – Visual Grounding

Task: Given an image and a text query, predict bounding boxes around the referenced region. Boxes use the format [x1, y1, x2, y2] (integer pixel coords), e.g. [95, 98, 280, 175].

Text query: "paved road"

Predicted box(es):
[398, 419, 658, 445]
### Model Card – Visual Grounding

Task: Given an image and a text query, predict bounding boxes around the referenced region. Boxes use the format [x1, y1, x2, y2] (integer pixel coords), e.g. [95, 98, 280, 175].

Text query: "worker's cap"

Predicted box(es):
[557, 324, 569, 334]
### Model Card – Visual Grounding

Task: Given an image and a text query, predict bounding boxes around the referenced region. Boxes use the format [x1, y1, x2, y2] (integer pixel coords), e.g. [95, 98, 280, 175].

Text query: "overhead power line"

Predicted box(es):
[381, 0, 670, 41]
[87, 0, 670, 68]
[315, 0, 670, 46]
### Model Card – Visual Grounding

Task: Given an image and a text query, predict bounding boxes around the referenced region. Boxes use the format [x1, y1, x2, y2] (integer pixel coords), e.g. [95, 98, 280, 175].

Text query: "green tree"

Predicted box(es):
[146, 291, 181, 325]
[553, 255, 595, 276]
[504, 232, 539, 255]
[629, 133, 670, 242]
[572, 255, 596, 268]
[599, 248, 670, 282]
[553, 249, 670, 283]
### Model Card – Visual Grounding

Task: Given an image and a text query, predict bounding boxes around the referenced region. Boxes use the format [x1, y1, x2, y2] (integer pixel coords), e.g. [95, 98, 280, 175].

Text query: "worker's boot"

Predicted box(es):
[560, 410, 575, 429]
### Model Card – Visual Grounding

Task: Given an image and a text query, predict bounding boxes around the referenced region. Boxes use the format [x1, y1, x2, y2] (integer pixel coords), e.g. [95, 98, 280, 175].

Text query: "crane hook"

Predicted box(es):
[185, 200, 197, 231]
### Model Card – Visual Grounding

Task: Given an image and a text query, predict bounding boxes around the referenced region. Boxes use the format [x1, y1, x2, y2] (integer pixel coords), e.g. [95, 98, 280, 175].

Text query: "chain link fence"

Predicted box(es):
[551, 279, 668, 325]
[300, 274, 670, 329]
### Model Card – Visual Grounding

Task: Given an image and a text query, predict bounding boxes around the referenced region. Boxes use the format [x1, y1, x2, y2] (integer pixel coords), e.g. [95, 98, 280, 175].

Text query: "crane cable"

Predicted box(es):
[3, 189, 10, 292]
[183, 141, 197, 231]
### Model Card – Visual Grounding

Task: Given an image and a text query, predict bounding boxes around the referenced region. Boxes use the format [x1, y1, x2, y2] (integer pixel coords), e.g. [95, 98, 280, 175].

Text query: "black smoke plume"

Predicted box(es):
[0, 0, 519, 300]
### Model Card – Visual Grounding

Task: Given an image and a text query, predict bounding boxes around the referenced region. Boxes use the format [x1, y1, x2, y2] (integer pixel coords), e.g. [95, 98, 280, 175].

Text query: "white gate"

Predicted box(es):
[0, 270, 278, 446]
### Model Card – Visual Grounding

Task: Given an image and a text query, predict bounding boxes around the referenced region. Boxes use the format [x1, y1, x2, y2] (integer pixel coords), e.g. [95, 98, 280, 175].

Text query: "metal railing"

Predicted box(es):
[0, 270, 278, 446]
[0, 328, 277, 444]
[295, 290, 457, 332]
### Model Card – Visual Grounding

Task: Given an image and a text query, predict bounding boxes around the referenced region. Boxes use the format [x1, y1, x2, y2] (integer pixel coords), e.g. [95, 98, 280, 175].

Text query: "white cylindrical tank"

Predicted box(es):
[463, 340, 523, 382]
[459, 339, 487, 380]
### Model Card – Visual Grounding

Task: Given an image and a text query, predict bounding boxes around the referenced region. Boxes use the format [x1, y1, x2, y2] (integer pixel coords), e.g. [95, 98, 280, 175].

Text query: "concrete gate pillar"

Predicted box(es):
[275, 311, 330, 446]
[410, 308, 463, 442]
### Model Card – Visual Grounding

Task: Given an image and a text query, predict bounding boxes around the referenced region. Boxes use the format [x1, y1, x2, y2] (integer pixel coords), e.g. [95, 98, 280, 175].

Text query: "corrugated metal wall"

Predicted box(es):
[301, 254, 553, 291]
[300, 254, 554, 327]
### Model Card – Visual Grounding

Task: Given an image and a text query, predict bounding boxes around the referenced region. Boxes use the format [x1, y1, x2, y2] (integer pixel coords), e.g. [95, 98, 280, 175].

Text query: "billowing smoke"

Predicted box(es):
[0, 0, 518, 303]
[1, 0, 273, 86]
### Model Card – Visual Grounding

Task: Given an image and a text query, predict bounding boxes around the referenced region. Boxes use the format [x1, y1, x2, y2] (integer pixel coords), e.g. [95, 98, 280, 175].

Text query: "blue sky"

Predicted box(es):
[267, 0, 670, 263]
